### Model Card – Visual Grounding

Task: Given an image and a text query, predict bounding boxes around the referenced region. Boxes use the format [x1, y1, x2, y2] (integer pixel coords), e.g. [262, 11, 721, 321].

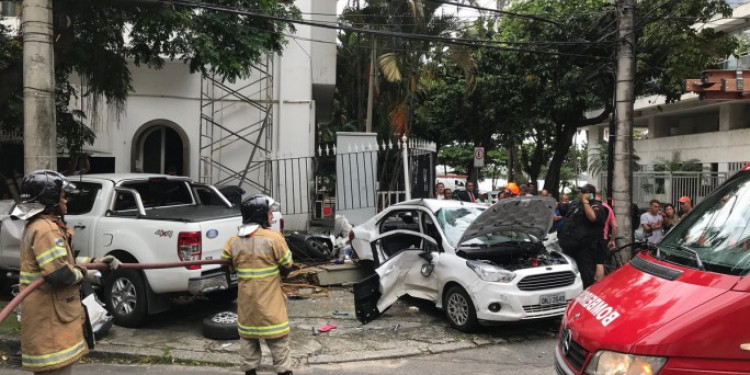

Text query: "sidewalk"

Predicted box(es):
[0, 287, 559, 371]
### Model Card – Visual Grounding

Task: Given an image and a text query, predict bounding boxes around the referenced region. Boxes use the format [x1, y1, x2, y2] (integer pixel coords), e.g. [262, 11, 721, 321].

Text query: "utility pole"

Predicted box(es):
[613, 0, 635, 261]
[365, 38, 376, 133]
[22, 0, 57, 174]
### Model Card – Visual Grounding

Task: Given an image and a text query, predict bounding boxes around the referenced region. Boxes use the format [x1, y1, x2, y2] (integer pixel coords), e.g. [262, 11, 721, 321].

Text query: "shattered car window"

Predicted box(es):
[436, 207, 481, 247]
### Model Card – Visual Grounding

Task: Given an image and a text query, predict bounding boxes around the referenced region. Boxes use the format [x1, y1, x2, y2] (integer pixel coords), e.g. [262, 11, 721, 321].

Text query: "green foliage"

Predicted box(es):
[0, 0, 299, 154]
[587, 140, 641, 177]
[654, 151, 703, 172]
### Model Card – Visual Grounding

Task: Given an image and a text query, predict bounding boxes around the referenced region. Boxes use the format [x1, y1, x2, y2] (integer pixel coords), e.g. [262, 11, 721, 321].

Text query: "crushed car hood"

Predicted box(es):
[458, 196, 555, 245]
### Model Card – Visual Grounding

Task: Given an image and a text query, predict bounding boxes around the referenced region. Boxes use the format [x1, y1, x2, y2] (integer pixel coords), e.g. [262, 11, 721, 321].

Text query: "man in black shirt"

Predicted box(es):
[557, 184, 608, 288]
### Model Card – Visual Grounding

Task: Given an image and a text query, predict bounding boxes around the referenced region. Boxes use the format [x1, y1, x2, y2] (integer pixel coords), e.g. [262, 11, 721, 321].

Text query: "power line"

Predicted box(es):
[425, 0, 563, 26]
[166, 0, 608, 58]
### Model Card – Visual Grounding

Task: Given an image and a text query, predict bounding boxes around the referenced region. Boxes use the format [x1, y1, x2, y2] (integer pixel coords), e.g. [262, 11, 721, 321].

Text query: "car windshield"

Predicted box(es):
[659, 171, 750, 275]
[436, 206, 533, 247]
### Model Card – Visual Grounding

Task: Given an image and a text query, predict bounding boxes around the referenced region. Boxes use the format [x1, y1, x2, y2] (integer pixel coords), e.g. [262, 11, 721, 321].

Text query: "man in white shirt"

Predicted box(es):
[641, 199, 664, 245]
[435, 182, 445, 200]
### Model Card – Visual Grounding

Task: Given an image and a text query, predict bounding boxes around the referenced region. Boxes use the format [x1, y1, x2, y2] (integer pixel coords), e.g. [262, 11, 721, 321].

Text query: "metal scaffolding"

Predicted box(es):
[199, 55, 274, 194]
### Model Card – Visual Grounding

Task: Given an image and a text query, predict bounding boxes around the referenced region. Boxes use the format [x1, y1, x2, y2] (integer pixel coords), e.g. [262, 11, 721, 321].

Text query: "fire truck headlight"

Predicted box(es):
[585, 350, 667, 375]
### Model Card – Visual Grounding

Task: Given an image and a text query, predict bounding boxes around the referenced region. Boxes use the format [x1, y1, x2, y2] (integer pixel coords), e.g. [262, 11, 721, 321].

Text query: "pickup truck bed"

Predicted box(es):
[136, 205, 242, 222]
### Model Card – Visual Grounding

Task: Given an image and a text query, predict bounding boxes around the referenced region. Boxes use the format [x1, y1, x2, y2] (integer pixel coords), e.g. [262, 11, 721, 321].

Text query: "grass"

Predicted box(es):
[0, 302, 20, 334]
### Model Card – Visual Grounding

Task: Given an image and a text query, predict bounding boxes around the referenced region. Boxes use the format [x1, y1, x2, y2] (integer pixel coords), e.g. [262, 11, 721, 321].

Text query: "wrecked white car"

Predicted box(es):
[351, 197, 583, 332]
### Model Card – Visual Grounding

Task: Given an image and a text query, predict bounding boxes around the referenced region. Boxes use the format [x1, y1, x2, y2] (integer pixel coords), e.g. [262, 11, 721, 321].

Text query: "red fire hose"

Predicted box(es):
[0, 259, 231, 323]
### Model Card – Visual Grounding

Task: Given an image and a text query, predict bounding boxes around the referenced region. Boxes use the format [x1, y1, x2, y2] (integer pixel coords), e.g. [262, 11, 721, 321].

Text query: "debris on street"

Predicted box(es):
[282, 283, 330, 299]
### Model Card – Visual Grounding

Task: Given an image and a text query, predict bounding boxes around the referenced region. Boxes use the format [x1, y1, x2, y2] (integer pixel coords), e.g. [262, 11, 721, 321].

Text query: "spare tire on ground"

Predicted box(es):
[202, 311, 240, 340]
[285, 233, 332, 263]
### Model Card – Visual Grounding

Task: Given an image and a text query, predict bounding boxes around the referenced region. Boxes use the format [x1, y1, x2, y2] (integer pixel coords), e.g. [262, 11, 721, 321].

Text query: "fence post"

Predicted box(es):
[402, 135, 411, 200]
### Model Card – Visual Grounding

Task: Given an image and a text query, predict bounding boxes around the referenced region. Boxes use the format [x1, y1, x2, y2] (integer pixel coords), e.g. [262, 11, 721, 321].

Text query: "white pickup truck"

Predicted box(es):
[0, 174, 281, 327]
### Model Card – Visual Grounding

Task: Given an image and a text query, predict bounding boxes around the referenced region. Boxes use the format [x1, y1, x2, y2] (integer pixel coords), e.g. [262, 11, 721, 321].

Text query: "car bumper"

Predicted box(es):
[468, 278, 583, 322]
[187, 270, 237, 295]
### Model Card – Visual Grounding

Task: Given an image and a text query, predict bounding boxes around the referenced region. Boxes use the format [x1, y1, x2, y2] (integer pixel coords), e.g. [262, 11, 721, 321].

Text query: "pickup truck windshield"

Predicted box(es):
[121, 180, 193, 207]
[659, 171, 750, 275]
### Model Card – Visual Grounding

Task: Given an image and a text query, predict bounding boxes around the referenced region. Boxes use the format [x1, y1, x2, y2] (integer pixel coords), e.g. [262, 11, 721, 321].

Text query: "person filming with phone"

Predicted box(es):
[557, 184, 608, 288]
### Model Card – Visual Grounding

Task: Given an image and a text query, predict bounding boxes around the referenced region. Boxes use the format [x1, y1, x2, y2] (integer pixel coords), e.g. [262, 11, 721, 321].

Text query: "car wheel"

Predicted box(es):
[202, 311, 240, 340]
[444, 285, 479, 332]
[206, 287, 237, 305]
[103, 268, 149, 328]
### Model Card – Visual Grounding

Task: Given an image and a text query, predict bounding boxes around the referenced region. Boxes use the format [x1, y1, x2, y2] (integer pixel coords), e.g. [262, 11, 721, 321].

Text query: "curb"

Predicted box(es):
[0, 335, 497, 369]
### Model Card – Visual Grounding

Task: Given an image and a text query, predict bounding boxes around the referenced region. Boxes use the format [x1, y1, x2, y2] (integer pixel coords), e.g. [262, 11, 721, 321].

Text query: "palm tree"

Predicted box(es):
[653, 151, 703, 172]
[588, 141, 641, 177]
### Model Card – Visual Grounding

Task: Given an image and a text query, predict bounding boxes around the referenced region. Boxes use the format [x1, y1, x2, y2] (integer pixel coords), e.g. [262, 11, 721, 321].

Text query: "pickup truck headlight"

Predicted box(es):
[585, 350, 667, 375]
[271, 202, 281, 212]
[466, 260, 515, 283]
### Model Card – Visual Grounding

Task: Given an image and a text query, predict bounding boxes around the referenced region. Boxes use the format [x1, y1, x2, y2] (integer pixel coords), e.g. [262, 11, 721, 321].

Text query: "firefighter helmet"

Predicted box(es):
[240, 194, 271, 227]
[20, 170, 76, 206]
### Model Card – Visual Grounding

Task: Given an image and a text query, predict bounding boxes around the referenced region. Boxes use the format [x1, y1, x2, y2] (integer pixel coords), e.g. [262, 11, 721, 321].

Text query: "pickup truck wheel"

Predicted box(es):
[206, 287, 237, 305]
[444, 286, 479, 332]
[202, 311, 240, 340]
[104, 269, 148, 327]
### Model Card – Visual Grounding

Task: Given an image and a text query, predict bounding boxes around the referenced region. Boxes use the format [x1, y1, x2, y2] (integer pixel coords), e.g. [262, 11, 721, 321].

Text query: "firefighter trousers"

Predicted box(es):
[240, 335, 292, 373]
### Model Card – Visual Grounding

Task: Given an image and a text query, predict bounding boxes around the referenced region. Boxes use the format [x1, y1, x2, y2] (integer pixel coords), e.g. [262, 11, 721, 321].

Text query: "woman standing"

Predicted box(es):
[662, 203, 677, 234]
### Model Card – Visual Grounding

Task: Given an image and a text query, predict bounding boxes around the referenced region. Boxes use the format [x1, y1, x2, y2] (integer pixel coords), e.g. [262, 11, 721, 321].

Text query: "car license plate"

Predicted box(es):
[540, 292, 566, 306]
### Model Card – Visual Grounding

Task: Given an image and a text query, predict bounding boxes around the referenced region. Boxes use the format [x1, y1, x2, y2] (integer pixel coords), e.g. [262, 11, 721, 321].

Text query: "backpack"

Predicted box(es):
[557, 200, 593, 252]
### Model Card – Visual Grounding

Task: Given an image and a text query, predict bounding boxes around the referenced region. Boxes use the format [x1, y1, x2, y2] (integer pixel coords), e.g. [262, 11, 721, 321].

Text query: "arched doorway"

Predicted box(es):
[131, 120, 189, 176]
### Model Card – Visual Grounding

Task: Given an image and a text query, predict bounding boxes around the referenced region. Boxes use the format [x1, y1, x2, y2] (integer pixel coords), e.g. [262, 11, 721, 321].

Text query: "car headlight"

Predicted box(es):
[466, 260, 516, 283]
[585, 350, 667, 375]
[562, 254, 579, 275]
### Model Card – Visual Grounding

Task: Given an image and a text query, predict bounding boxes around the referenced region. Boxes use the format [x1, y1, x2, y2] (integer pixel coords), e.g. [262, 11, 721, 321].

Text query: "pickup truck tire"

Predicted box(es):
[103, 269, 148, 328]
[206, 287, 237, 305]
[202, 311, 240, 340]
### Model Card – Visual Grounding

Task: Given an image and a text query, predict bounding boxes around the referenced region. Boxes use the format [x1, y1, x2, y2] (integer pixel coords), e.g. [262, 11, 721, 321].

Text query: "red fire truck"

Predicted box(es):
[555, 163, 750, 375]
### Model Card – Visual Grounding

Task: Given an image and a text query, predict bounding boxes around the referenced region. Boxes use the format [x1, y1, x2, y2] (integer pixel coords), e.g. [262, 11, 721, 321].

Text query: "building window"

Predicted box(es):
[1, 1, 19, 17]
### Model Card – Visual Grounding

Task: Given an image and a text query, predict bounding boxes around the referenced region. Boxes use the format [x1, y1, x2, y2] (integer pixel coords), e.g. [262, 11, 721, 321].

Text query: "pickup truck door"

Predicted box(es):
[0, 203, 24, 270]
[66, 182, 104, 259]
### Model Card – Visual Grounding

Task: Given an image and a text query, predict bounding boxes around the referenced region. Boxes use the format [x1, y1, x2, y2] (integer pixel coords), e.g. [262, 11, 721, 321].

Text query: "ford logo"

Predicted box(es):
[206, 229, 219, 239]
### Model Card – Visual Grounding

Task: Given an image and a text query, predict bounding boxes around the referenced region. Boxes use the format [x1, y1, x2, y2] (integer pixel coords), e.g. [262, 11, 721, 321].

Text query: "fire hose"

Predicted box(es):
[0, 259, 231, 324]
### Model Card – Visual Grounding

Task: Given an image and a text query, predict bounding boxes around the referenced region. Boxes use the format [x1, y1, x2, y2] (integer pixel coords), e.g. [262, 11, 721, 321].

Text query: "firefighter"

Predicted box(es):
[15, 170, 121, 375]
[222, 195, 294, 375]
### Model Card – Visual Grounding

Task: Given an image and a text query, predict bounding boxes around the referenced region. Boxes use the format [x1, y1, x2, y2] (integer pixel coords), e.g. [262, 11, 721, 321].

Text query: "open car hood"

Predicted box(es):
[458, 196, 556, 245]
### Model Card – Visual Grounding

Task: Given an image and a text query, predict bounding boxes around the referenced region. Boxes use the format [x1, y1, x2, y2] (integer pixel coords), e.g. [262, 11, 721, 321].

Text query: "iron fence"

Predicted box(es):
[599, 171, 728, 206]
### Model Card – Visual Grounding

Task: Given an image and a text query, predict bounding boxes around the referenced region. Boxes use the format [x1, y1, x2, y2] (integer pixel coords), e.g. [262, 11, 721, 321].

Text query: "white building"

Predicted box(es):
[1, 1, 337, 230]
[586, 1, 750, 181]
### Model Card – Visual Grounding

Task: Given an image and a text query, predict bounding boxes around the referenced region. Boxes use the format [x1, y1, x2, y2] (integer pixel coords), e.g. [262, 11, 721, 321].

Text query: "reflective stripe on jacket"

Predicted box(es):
[222, 227, 294, 339]
[20, 215, 88, 372]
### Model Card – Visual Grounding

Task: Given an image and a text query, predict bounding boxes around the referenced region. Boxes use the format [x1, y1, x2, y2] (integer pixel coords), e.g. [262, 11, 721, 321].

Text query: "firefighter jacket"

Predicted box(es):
[222, 225, 294, 339]
[19, 215, 88, 372]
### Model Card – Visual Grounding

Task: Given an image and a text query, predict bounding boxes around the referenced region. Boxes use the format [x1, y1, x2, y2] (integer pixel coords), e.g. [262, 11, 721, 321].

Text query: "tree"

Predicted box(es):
[654, 151, 703, 172]
[0, 0, 299, 165]
[494, 0, 734, 197]
[588, 140, 641, 177]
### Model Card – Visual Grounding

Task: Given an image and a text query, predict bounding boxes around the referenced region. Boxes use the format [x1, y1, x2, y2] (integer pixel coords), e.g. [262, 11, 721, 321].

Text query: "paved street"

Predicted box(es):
[2, 339, 556, 374]
[0, 286, 561, 373]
